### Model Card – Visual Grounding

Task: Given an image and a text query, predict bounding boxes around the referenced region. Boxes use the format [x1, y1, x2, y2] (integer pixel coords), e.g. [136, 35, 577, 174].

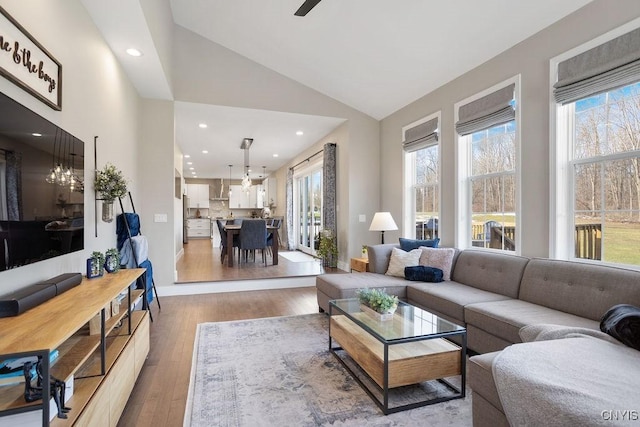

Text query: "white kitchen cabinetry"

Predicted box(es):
[263, 178, 277, 207]
[229, 185, 262, 209]
[187, 218, 211, 238]
[186, 184, 210, 208]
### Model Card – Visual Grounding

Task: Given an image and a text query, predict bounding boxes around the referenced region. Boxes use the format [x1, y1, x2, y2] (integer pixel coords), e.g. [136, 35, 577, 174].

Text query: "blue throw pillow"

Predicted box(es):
[399, 237, 440, 251]
[404, 266, 444, 282]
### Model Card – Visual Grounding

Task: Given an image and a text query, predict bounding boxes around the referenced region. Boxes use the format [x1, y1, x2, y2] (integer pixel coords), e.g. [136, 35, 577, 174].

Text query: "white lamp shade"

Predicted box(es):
[369, 212, 398, 231]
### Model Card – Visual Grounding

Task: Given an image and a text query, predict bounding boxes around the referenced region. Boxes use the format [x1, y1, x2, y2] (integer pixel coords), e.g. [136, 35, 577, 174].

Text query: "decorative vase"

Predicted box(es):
[104, 254, 120, 273]
[102, 200, 115, 223]
[360, 303, 397, 321]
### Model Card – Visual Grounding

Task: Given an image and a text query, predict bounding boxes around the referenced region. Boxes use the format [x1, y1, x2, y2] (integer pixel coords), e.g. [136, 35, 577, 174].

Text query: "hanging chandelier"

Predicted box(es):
[260, 166, 267, 197]
[240, 138, 253, 193]
[228, 164, 233, 197]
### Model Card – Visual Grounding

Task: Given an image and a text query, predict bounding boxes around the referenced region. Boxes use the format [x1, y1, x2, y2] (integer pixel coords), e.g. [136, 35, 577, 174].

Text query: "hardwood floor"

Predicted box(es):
[176, 238, 325, 282]
[118, 287, 319, 427]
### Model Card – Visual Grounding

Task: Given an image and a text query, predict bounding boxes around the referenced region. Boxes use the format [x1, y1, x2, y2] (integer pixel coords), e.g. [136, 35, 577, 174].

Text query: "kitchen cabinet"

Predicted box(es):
[263, 178, 277, 207]
[229, 185, 265, 209]
[187, 218, 211, 238]
[186, 184, 210, 208]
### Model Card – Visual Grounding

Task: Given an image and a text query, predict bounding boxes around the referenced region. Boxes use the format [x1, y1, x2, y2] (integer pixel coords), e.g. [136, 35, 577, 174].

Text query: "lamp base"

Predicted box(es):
[380, 231, 385, 244]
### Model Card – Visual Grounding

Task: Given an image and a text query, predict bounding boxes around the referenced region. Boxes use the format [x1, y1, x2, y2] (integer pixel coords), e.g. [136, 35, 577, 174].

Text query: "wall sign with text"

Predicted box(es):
[0, 6, 62, 110]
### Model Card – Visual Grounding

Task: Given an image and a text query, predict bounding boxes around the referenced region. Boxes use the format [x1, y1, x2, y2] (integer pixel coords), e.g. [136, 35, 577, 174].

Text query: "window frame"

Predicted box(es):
[550, 18, 640, 265]
[402, 111, 441, 239]
[454, 76, 522, 252]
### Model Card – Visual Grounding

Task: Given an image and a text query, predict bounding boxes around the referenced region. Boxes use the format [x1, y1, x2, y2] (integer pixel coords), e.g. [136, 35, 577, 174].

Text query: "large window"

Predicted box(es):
[294, 164, 322, 255]
[553, 24, 640, 267]
[403, 114, 439, 240]
[561, 83, 640, 265]
[456, 78, 520, 251]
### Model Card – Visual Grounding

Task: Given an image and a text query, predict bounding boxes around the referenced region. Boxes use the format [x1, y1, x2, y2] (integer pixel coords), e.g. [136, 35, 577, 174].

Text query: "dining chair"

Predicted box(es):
[239, 219, 268, 266]
[266, 218, 282, 255]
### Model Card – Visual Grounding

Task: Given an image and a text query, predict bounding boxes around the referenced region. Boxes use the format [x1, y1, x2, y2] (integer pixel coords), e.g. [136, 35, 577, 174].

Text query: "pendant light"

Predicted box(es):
[228, 165, 233, 197]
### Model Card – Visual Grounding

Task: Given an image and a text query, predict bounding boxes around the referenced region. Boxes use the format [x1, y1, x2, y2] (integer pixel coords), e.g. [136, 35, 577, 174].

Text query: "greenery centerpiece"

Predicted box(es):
[316, 228, 338, 268]
[94, 163, 128, 222]
[87, 250, 105, 278]
[356, 288, 399, 321]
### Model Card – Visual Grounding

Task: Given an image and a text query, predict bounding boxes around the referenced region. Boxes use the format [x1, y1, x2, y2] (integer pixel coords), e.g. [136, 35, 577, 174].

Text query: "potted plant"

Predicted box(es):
[104, 248, 120, 273]
[316, 228, 338, 268]
[356, 288, 399, 321]
[94, 163, 128, 222]
[87, 251, 105, 278]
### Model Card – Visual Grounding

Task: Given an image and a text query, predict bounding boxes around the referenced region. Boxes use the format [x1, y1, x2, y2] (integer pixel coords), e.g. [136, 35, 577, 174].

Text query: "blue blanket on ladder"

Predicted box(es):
[138, 259, 154, 304]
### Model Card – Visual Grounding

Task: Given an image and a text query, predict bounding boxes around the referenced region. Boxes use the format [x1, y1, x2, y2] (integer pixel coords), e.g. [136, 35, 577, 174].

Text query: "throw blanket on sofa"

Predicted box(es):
[600, 304, 640, 351]
[493, 330, 640, 426]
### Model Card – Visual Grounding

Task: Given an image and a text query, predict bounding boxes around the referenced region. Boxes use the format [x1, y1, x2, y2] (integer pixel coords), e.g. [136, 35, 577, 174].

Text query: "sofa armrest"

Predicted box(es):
[366, 243, 399, 274]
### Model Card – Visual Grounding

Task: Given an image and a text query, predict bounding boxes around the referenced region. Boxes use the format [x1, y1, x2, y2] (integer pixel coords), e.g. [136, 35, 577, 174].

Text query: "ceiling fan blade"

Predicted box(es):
[294, 0, 322, 16]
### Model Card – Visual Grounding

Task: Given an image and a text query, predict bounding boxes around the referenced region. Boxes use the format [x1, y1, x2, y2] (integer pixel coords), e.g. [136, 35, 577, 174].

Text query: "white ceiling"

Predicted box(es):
[82, 0, 593, 179]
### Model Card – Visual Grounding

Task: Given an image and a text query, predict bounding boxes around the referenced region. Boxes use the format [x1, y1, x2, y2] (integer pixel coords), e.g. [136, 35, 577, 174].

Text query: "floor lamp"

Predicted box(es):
[369, 212, 398, 244]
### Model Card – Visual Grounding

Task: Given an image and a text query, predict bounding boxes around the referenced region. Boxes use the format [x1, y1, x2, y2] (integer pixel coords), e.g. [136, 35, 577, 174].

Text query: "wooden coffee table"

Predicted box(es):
[329, 299, 466, 414]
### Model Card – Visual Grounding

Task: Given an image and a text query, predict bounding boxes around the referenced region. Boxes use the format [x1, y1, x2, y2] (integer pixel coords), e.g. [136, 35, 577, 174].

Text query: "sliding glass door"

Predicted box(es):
[295, 167, 322, 255]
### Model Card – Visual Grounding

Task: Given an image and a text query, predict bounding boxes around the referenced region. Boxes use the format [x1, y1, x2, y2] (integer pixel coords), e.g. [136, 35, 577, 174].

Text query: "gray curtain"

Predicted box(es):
[403, 118, 438, 152]
[456, 84, 515, 136]
[286, 167, 294, 250]
[5, 151, 22, 221]
[554, 27, 640, 104]
[322, 143, 337, 242]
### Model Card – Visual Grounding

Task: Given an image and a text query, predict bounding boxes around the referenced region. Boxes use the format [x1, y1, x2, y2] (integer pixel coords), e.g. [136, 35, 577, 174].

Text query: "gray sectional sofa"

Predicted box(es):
[316, 243, 640, 425]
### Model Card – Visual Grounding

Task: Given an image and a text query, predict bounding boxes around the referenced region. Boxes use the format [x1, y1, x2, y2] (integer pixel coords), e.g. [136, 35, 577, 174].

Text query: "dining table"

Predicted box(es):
[223, 224, 279, 267]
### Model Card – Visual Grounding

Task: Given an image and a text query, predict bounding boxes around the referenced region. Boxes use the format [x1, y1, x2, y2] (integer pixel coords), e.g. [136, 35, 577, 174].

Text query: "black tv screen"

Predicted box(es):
[0, 92, 84, 271]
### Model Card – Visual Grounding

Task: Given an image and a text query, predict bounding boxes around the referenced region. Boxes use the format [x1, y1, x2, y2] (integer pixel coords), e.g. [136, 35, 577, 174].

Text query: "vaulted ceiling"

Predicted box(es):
[82, 0, 593, 178]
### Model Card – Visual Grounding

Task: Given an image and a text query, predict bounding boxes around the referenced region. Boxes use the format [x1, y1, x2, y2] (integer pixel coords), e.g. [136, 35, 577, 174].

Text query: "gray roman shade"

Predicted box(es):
[554, 27, 640, 104]
[456, 84, 515, 136]
[403, 117, 438, 152]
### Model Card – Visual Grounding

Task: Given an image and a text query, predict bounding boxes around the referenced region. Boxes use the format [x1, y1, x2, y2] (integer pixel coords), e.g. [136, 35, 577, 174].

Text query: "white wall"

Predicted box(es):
[0, 0, 141, 294]
[380, 0, 640, 257]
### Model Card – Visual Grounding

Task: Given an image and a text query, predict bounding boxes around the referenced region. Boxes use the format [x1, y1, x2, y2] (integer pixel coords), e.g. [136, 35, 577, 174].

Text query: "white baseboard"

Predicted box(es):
[157, 276, 317, 296]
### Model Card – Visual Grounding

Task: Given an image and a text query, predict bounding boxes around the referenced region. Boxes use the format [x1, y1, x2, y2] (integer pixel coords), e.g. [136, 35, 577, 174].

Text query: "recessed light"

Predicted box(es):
[185, 154, 191, 158]
[189, 167, 194, 170]
[187, 162, 193, 165]
[32, 133, 42, 137]
[126, 48, 143, 57]
[198, 123, 207, 129]
[191, 171, 196, 174]
[296, 131, 304, 136]
[273, 154, 279, 157]
[202, 150, 208, 154]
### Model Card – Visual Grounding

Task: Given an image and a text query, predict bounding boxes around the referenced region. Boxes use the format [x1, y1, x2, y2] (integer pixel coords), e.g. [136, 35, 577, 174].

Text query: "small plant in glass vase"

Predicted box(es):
[356, 288, 399, 321]
[316, 228, 338, 268]
[94, 163, 128, 223]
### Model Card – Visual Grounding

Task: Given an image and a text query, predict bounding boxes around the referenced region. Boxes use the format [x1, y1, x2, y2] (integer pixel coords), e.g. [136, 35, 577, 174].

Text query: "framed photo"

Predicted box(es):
[0, 6, 62, 110]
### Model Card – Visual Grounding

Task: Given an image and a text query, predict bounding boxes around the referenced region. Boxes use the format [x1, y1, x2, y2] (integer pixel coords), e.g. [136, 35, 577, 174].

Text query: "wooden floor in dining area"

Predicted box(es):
[176, 238, 325, 282]
[118, 286, 319, 427]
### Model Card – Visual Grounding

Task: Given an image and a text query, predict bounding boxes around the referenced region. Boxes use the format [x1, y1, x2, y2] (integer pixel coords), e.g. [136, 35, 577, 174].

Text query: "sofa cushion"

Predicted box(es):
[316, 272, 408, 301]
[385, 247, 421, 277]
[407, 281, 512, 324]
[399, 237, 439, 251]
[419, 247, 455, 281]
[518, 258, 640, 321]
[451, 250, 529, 299]
[464, 299, 600, 344]
[469, 351, 503, 412]
[404, 265, 443, 282]
[366, 244, 399, 274]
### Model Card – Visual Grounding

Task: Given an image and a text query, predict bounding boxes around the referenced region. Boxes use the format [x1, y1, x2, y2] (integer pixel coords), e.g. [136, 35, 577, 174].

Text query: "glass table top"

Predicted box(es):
[329, 299, 465, 343]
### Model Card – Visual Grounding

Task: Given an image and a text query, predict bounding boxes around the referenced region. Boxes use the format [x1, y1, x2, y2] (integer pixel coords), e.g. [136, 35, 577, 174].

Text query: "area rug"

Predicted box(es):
[279, 251, 317, 263]
[184, 314, 472, 426]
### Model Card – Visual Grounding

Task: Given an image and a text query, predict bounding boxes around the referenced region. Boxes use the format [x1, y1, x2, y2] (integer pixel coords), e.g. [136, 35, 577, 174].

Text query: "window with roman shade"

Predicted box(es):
[402, 117, 438, 152]
[554, 27, 640, 105]
[455, 84, 515, 136]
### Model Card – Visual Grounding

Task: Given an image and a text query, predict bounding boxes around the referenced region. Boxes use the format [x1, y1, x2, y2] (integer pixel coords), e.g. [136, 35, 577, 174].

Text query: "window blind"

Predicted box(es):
[403, 117, 438, 153]
[554, 27, 640, 104]
[456, 84, 515, 136]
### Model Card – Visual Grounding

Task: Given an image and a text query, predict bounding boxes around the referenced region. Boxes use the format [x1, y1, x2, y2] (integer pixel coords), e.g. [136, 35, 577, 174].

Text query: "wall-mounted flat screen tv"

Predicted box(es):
[0, 91, 84, 272]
